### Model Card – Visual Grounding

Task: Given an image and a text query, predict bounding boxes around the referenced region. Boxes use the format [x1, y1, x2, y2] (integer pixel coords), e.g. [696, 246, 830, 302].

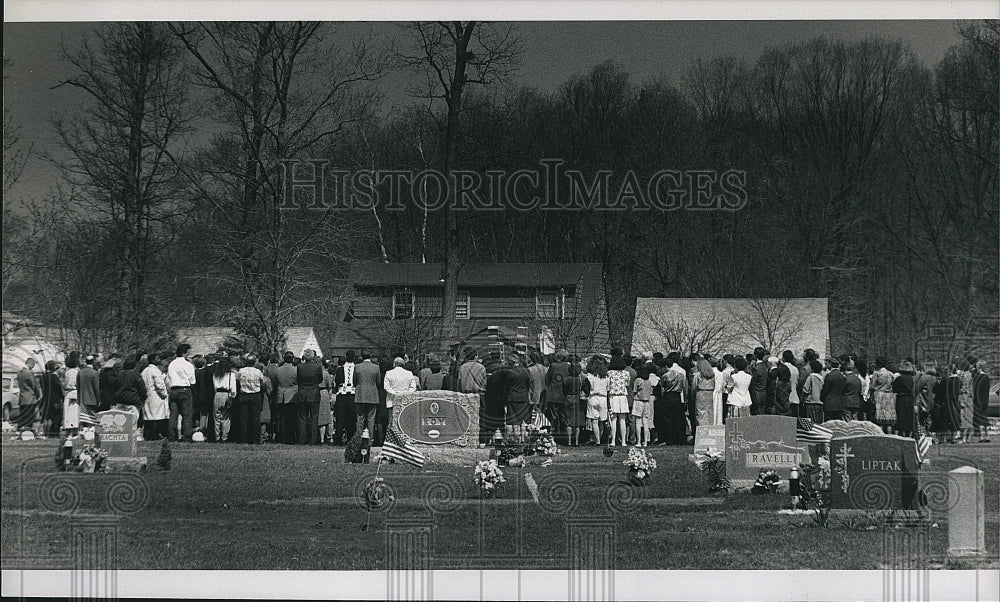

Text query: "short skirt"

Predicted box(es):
[587, 394, 608, 422]
[609, 394, 630, 415]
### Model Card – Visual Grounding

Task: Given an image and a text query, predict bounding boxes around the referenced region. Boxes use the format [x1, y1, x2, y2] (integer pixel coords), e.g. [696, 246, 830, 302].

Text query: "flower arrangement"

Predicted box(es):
[622, 446, 657, 485]
[694, 448, 730, 494]
[531, 429, 560, 457]
[473, 459, 507, 498]
[364, 476, 394, 511]
[751, 468, 783, 494]
[77, 445, 109, 472]
[55, 439, 109, 472]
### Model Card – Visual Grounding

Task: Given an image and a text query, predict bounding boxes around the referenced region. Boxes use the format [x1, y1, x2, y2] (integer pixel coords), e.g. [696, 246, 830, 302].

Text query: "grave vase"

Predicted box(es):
[628, 468, 648, 486]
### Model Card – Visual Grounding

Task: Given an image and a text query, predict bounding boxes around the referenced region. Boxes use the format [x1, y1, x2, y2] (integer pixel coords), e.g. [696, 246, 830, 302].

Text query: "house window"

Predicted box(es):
[536, 290, 560, 319]
[392, 290, 414, 319]
[456, 291, 470, 319]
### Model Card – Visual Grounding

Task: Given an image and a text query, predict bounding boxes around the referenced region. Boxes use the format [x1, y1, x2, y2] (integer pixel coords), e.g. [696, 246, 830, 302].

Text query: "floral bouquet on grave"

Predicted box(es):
[532, 428, 560, 457]
[751, 468, 783, 494]
[623, 446, 657, 486]
[364, 476, 394, 511]
[694, 448, 730, 494]
[77, 444, 109, 473]
[473, 459, 507, 498]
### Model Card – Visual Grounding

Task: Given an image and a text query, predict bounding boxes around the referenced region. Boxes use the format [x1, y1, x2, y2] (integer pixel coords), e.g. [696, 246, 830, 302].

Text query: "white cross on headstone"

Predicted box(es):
[835, 442, 855, 467]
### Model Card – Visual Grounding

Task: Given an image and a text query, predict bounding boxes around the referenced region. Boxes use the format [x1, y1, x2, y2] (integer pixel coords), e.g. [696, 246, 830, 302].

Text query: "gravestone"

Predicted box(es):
[96, 408, 147, 471]
[690, 425, 726, 463]
[830, 434, 920, 510]
[393, 391, 480, 447]
[947, 466, 985, 557]
[725, 416, 806, 485]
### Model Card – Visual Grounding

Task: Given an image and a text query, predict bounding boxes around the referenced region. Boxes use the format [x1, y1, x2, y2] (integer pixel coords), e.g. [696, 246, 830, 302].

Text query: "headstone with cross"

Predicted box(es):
[830, 434, 920, 510]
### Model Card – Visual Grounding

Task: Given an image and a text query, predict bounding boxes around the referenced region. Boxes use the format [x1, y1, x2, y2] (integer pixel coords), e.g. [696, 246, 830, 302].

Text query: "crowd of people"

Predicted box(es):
[12, 342, 994, 447]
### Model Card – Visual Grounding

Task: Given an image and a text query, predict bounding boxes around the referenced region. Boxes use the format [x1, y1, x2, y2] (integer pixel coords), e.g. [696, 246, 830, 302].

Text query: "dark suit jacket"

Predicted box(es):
[354, 360, 381, 405]
[77, 366, 101, 407]
[820, 369, 846, 412]
[194, 366, 214, 410]
[296, 360, 324, 404]
[842, 372, 863, 410]
[17, 366, 39, 405]
[750, 361, 769, 401]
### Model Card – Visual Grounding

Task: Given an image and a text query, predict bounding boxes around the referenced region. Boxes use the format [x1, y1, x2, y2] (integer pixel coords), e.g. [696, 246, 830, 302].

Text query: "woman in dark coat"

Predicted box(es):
[891, 360, 917, 437]
[482, 357, 508, 444]
[98, 356, 122, 411]
[38, 361, 64, 437]
[972, 362, 991, 443]
[504, 355, 532, 442]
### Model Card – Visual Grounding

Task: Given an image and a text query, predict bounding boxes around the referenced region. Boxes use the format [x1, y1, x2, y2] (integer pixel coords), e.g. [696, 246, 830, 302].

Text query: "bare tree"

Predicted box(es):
[170, 22, 385, 355]
[632, 303, 736, 357]
[395, 21, 522, 344]
[735, 298, 806, 354]
[47, 23, 192, 351]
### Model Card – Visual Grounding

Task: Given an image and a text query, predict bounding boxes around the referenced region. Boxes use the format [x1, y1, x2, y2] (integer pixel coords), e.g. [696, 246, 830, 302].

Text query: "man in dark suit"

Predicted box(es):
[16, 358, 41, 432]
[353, 350, 381, 438]
[296, 349, 324, 445]
[749, 347, 769, 415]
[820, 357, 848, 422]
[194, 354, 215, 439]
[77, 355, 101, 411]
[972, 361, 991, 443]
[840, 354, 863, 421]
[333, 350, 358, 445]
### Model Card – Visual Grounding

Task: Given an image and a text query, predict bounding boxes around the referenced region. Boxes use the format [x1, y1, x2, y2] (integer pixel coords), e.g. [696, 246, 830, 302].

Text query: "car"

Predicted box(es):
[989, 381, 999, 418]
[2, 374, 19, 422]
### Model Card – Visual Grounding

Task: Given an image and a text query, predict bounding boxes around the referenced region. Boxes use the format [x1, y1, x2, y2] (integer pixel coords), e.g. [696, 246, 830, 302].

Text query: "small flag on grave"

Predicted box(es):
[796, 418, 833, 444]
[79, 404, 100, 427]
[381, 428, 425, 467]
[916, 435, 933, 463]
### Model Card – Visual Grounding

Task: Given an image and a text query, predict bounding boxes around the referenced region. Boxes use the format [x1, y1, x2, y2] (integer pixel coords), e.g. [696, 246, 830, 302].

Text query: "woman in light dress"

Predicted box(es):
[690, 355, 717, 428]
[62, 353, 81, 434]
[583, 356, 609, 446]
[606, 356, 632, 447]
[726, 356, 753, 419]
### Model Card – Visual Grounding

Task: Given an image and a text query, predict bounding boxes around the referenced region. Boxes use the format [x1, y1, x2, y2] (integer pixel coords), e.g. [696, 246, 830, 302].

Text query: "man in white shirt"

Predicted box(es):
[333, 350, 357, 445]
[141, 353, 169, 440]
[237, 354, 268, 444]
[167, 344, 197, 441]
[383, 357, 417, 434]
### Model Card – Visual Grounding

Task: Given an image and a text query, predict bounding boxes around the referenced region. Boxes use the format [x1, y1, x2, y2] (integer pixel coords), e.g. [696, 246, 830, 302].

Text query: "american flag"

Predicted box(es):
[916, 436, 933, 463]
[381, 428, 425, 467]
[795, 418, 833, 444]
[79, 404, 100, 427]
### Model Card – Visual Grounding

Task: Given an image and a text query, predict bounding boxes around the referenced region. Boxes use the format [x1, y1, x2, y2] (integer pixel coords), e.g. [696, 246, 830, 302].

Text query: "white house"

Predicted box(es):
[175, 326, 325, 358]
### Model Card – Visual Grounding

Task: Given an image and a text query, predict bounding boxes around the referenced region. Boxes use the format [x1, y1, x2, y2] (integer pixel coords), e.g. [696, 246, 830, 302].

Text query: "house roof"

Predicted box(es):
[630, 297, 830, 357]
[348, 262, 602, 288]
[176, 327, 324, 358]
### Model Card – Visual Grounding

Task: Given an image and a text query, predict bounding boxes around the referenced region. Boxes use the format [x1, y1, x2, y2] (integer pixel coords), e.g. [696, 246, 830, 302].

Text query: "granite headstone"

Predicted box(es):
[392, 390, 480, 447]
[693, 425, 726, 456]
[96, 407, 147, 471]
[725, 416, 806, 483]
[830, 434, 921, 510]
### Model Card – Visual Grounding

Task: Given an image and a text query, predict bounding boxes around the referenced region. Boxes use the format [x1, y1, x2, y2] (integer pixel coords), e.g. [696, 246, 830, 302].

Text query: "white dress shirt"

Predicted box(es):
[167, 357, 196, 387]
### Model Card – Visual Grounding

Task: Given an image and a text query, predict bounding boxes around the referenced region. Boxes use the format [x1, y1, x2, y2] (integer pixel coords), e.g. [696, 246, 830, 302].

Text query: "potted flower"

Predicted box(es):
[622, 446, 657, 486]
[694, 448, 730, 494]
[473, 459, 507, 498]
[77, 445, 108, 473]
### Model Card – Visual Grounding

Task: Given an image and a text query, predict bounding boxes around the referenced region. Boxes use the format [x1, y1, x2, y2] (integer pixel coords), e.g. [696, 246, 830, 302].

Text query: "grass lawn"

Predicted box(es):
[2, 438, 997, 570]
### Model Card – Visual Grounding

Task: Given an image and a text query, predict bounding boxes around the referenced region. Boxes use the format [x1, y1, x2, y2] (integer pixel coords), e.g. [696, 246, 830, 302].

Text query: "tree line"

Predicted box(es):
[2, 21, 997, 360]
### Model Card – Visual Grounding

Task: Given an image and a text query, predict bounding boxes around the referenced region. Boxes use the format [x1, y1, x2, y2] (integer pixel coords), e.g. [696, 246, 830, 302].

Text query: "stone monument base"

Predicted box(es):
[105, 456, 148, 473]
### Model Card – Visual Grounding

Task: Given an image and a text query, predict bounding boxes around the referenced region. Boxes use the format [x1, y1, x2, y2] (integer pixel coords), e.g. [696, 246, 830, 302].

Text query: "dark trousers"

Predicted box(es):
[16, 403, 36, 430]
[334, 394, 356, 444]
[278, 404, 297, 444]
[544, 403, 568, 443]
[686, 397, 698, 437]
[296, 402, 319, 445]
[750, 390, 764, 416]
[480, 402, 506, 444]
[356, 403, 377, 437]
[663, 392, 688, 445]
[237, 392, 263, 443]
[143, 419, 168, 441]
[653, 397, 669, 444]
[168, 387, 194, 441]
[374, 405, 392, 446]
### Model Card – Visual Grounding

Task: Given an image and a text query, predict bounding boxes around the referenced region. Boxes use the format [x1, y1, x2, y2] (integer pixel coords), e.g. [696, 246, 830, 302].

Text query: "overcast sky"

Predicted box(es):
[2, 20, 967, 202]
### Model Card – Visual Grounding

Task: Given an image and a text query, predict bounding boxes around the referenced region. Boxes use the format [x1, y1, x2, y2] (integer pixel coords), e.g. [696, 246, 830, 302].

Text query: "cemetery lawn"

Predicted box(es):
[2, 439, 997, 570]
